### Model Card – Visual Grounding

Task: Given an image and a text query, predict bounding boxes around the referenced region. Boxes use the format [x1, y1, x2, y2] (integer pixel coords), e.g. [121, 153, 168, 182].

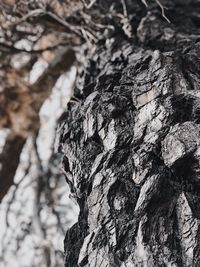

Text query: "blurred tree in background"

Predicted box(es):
[0, 1, 81, 265]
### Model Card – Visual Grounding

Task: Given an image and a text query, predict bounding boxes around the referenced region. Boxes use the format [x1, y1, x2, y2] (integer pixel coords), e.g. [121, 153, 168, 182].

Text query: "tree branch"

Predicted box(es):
[0, 42, 68, 54]
[0, 133, 26, 202]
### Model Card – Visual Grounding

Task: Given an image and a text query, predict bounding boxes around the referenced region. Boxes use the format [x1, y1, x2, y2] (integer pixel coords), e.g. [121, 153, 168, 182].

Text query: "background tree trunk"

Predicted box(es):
[57, 1, 200, 266]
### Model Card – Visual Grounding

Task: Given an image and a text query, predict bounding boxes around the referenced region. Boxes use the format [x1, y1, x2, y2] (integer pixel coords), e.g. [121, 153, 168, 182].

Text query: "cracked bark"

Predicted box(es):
[57, 1, 200, 266]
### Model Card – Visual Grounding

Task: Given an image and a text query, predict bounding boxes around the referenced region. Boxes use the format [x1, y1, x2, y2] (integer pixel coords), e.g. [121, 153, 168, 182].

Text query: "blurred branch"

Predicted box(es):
[0, 42, 68, 54]
[32, 48, 75, 95]
[0, 133, 26, 202]
[5, 156, 32, 227]
[33, 137, 54, 267]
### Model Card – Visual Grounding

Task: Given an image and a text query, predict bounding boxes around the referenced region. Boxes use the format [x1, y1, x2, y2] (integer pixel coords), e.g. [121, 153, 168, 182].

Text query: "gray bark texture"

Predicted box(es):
[56, 0, 200, 266]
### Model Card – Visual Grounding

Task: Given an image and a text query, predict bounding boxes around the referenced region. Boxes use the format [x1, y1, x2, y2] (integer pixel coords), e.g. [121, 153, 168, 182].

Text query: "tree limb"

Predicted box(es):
[0, 133, 26, 202]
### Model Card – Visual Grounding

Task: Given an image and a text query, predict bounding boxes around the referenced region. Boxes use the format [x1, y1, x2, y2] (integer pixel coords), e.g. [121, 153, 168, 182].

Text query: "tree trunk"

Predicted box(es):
[57, 1, 200, 266]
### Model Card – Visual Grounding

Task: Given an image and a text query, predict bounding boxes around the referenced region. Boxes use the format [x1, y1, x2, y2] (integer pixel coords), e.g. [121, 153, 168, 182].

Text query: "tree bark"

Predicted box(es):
[57, 1, 200, 266]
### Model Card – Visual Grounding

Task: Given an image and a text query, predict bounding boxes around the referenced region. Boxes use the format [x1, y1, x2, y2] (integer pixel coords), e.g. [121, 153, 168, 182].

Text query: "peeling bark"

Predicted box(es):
[57, 1, 200, 266]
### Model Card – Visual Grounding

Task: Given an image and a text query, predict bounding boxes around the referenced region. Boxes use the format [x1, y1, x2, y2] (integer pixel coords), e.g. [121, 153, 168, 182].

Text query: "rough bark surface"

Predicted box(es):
[57, 1, 200, 266]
